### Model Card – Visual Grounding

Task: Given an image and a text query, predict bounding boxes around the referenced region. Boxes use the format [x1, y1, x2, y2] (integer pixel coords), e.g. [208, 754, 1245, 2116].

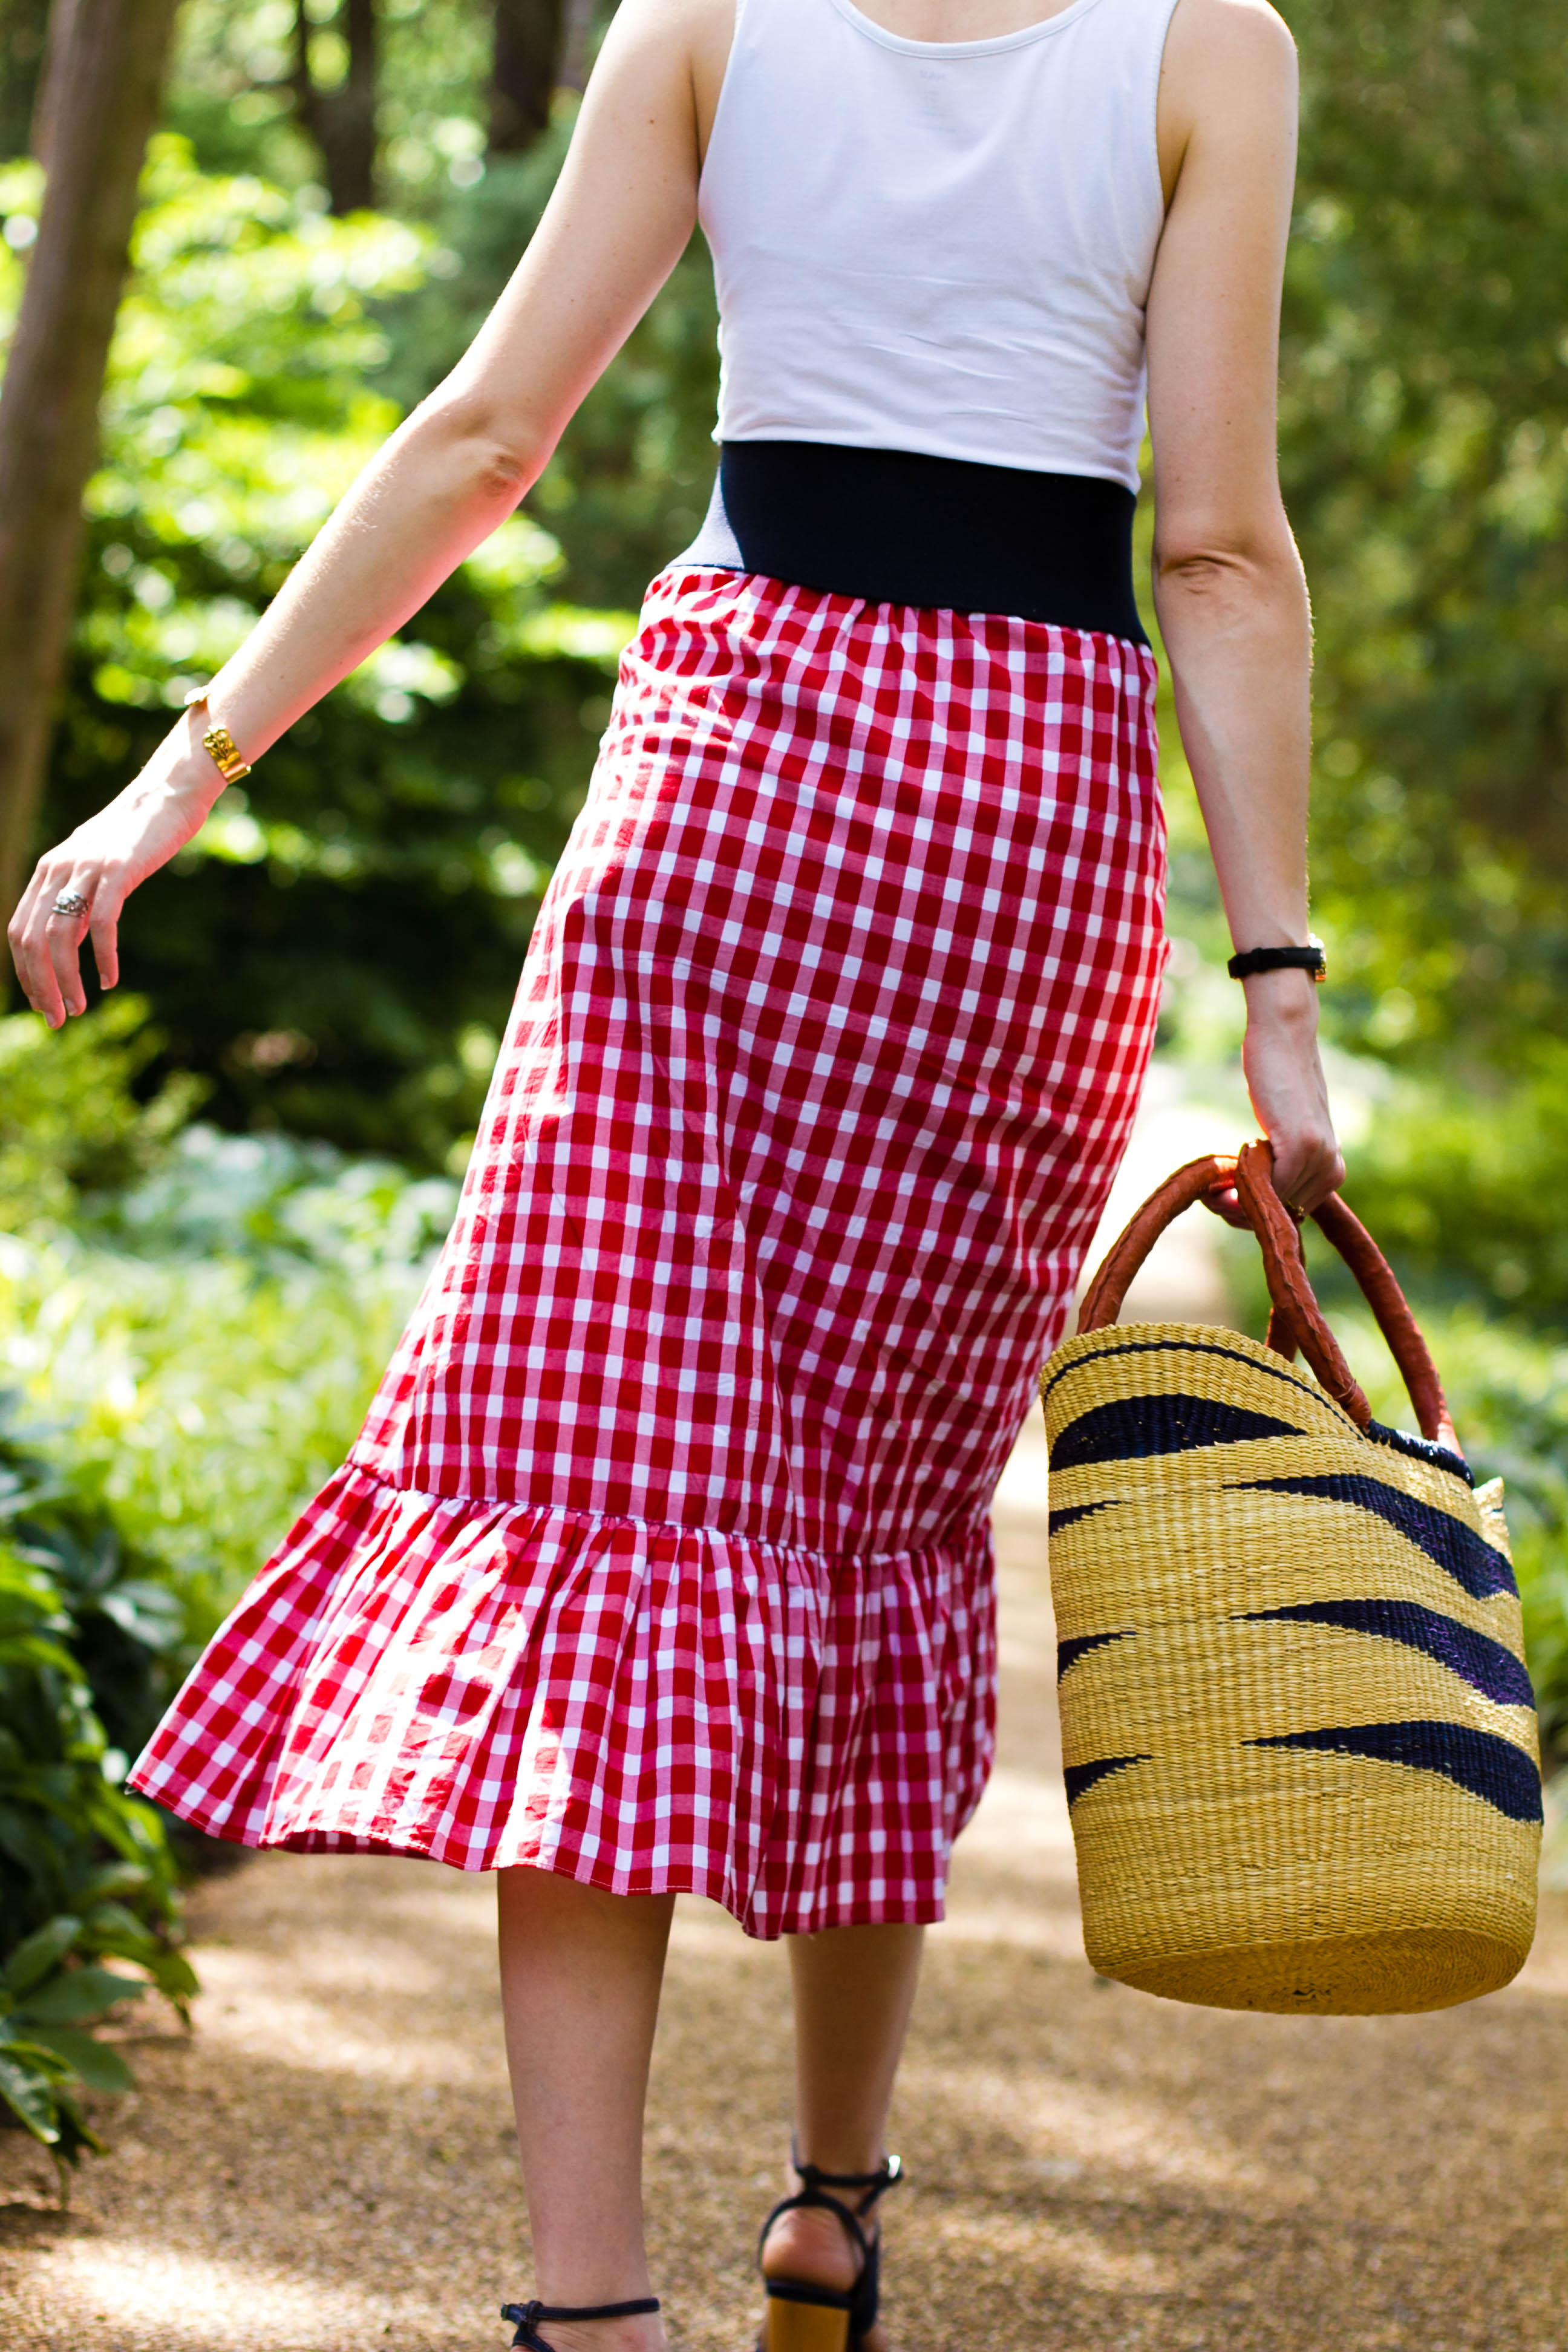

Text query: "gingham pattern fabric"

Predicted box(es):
[131, 566, 1168, 1937]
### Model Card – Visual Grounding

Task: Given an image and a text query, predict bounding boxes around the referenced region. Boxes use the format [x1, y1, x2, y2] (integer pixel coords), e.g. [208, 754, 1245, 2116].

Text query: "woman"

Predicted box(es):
[9, 0, 1342, 2344]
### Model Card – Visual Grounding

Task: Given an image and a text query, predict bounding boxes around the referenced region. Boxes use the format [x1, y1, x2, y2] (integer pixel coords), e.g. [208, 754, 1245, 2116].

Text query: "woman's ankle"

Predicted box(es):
[513, 2311, 665, 2352]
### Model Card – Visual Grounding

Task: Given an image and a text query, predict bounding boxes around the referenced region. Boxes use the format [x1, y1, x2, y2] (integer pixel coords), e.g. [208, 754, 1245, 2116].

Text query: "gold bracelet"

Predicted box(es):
[183, 687, 253, 785]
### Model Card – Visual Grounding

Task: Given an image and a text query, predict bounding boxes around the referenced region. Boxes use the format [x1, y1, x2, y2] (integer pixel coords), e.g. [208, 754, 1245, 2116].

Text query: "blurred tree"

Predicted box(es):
[0, 0, 179, 935]
[1279, 0, 1568, 1068]
[0, 0, 50, 158]
[293, 0, 379, 213]
[489, 0, 564, 154]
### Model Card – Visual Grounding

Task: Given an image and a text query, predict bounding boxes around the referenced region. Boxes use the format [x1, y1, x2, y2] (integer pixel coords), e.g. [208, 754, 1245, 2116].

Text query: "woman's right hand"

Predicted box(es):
[1238, 969, 1344, 1215]
[7, 717, 223, 1027]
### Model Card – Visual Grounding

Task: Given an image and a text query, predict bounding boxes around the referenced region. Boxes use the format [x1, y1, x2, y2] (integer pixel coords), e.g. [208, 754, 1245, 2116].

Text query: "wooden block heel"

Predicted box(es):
[756, 2147, 902, 2352]
[762, 2283, 855, 2352]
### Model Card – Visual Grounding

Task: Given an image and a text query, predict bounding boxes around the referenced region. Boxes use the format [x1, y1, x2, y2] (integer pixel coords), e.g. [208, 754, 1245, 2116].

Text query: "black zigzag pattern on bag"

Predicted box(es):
[1050, 1393, 1305, 1469]
[1240, 1599, 1534, 1706]
[1250, 1719, 1542, 1822]
[1225, 1474, 1517, 1599]
[1048, 1498, 1118, 1537]
[1056, 1629, 1135, 1682]
[1366, 1418, 1474, 1482]
[1063, 1754, 1149, 1808]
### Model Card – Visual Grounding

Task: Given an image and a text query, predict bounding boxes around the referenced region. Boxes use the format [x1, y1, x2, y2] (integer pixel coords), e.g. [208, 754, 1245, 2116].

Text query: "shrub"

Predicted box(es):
[1336, 1048, 1568, 1328]
[0, 1393, 196, 2182]
[0, 1005, 454, 2184]
[0, 996, 204, 1235]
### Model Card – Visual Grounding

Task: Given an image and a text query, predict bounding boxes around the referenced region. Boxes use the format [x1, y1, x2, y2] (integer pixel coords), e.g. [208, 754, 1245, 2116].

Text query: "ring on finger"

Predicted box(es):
[49, 890, 90, 920]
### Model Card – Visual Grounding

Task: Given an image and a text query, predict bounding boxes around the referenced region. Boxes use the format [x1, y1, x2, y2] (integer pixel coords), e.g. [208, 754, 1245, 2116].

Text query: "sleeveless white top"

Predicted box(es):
[697, 0, 1180, 493]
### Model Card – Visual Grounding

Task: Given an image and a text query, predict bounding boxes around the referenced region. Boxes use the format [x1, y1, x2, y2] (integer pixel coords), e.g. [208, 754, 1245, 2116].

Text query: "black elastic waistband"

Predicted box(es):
[718, 442, 1148, 645]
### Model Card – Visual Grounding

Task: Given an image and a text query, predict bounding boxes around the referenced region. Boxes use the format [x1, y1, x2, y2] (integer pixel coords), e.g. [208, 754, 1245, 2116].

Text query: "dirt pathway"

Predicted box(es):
[2, 1423, 1564, 2352]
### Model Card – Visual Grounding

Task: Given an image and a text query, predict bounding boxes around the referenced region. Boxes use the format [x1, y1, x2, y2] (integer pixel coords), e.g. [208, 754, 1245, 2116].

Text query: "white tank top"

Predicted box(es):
[697, 0, 1180, 493]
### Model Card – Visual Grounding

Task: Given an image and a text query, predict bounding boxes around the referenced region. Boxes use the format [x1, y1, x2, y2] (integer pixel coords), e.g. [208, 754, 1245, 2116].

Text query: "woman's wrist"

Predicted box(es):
[137, 716, 232, 820]
[1240, 964, 1321, 1026]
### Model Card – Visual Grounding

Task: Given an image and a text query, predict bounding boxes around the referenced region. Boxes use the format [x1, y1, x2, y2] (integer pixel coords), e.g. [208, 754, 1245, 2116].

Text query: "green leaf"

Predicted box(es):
[141, 1947, 198, 2004]
[50, 2077, 106, 2166]
[0, 1632, 82, 1676]
[17, 1967, 146, 2025]
[70, 1859, 152, 1906]
[20, 2022, 137, 2095]
[4, 1915, 82, 1996]
[0, 2047, 64, 2143]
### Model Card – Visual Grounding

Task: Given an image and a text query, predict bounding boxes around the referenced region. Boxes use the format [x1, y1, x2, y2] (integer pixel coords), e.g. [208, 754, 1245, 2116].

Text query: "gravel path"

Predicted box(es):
[4, 1129, 1564, 2352]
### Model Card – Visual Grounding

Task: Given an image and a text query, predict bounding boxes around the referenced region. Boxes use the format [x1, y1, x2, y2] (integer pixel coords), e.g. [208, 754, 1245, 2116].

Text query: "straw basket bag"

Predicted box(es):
[1042, 1140, 1541, 2016]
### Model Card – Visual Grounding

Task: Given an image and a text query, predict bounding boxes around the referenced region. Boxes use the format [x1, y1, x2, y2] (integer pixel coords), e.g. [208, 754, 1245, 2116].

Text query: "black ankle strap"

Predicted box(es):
[501, 2298, 659, 2350]
[757, 2148, 903, 2275]
[791, 2143, 903, 2214]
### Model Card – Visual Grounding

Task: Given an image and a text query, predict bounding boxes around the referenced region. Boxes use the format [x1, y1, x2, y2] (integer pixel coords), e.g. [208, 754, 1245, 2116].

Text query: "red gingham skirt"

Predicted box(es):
[131, 567, 1167, 1936]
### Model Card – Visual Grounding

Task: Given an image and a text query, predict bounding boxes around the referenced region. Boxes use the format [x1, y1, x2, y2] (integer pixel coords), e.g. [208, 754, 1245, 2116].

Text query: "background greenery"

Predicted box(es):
[1, 0, 1566, 2165]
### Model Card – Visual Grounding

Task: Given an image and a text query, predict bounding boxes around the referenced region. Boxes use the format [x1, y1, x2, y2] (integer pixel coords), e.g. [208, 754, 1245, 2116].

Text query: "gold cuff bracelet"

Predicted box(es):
[184, 688, 253, 785]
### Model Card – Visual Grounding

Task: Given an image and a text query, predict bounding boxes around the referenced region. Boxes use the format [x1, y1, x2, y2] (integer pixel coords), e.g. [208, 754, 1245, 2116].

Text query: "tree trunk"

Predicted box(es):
[0, 0, 179, 933]
[556, 0, 598, 99]
[489, 0, 564, 154]
[295, 0, 378, 215]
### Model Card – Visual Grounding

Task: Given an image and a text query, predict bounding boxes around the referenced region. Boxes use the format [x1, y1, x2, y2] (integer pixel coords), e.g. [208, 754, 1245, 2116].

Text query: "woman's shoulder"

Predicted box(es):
[592, 0, 735, 152]
[1157, 0, 1297, 199]
[1163, 0, 1297, 88]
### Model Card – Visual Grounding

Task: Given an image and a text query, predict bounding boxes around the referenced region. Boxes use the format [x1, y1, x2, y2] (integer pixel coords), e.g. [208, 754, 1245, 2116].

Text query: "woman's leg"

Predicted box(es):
[762, 1924, 926, 2343]
[497, 1868, 676, 2352]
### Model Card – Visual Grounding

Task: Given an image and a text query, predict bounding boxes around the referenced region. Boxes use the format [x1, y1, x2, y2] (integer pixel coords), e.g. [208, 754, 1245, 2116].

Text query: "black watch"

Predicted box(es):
[1227, 936, 1326, 984]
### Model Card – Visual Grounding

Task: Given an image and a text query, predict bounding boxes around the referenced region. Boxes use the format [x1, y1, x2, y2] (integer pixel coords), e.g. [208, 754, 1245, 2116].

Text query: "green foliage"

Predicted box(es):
[1281, 0, 1568, 1062]
[0, 1004, 456, 2181]
[167, 0, 504, 217]
[0, 1070, 452, 1633]
[1337, 1047, 1568, 1326]
[0, 1393, 195, 2178]
[2, 137, 640, 1168]
[0, 995, 205, 1232]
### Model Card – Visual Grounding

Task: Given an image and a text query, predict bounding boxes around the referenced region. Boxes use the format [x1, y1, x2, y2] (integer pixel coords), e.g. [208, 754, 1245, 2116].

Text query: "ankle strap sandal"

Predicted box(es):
[501, 2298, 660, 2351]
[757, 2147, 903, 2352]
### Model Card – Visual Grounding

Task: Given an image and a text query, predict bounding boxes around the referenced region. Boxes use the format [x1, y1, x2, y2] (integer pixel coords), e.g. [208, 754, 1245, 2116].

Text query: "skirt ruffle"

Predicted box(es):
[132, 1461, 996, 1938]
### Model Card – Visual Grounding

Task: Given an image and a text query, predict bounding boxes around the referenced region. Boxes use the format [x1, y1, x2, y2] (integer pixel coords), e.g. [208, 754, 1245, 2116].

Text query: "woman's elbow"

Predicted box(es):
[406, 387, 546, 505]
[1153, 515, 1305, 606]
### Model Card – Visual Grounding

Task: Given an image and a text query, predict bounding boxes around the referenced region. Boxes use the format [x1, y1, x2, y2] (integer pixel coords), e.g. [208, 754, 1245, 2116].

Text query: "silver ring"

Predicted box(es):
[50, 890, 90, 920]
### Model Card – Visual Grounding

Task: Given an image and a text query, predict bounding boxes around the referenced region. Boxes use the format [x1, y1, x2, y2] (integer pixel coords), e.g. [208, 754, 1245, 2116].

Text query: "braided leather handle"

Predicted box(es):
[1076, 1140, 1460, 1454]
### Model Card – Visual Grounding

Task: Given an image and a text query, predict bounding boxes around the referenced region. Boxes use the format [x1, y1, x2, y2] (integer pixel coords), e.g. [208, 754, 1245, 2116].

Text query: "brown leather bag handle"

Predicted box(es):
[1076, 1140, 1460, 1455]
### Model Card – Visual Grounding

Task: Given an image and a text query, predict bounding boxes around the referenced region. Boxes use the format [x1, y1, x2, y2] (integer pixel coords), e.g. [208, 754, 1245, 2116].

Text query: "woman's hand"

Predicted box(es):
[1238, 967, 1344, 1214]
[7, 717, 222, 1027]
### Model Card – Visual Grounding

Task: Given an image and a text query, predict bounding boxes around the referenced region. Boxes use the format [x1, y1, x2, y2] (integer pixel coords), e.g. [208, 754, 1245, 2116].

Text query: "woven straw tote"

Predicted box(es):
[1041, 1141, 1541, 2015]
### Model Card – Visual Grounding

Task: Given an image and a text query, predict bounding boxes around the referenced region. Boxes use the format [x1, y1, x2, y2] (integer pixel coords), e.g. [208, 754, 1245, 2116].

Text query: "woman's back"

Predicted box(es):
[700, 0, 1180, 490]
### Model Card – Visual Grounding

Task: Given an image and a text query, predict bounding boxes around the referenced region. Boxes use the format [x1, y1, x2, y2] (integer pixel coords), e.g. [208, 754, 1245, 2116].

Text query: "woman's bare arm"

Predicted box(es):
[1149, 0, 1343, 1213]
[9, 0, 732, 1026]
